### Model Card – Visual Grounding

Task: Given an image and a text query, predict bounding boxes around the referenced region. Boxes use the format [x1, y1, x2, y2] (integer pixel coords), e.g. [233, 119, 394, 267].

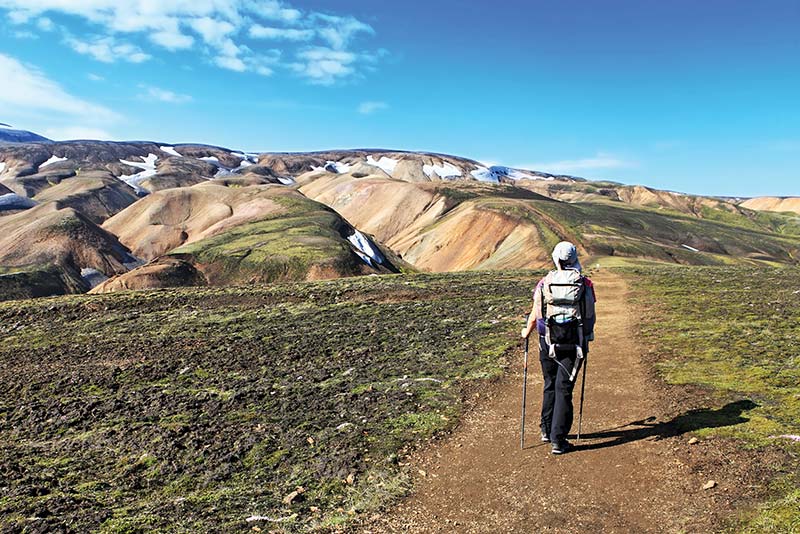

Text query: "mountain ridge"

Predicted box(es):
[1, 137, 798, 300]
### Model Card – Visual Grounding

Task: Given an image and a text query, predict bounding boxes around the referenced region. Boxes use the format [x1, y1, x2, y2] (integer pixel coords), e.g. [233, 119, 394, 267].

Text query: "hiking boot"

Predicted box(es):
[540, 430, 551, 443]
[551, 440, 572, 455]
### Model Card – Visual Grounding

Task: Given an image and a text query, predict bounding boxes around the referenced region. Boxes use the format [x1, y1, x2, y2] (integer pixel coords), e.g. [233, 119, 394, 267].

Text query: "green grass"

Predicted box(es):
[0, 270, 540, 532]
[170, 195, 363, 284]
[416, 182, 800, 268]
[627, 265, 800, 532]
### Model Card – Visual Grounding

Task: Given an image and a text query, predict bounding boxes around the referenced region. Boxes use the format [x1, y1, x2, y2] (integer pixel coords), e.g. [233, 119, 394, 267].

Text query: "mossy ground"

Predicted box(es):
[627, 265, 800, 533]
[0, 270, 540, 532]
[430, 182, 800, 267]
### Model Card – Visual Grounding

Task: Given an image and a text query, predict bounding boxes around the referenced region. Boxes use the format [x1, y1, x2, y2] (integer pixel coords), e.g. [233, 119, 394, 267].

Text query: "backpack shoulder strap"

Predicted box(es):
[578, 276, 587, 321]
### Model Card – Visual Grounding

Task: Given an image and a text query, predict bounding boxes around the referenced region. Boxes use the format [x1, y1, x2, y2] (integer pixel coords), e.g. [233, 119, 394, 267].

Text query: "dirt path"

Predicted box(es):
[366, 272, 723, 533]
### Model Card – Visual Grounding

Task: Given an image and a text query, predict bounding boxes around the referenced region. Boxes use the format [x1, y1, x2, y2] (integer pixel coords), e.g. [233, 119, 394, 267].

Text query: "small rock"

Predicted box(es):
[703, 480, 717, 490]
[282, 486, 305, 505]
[346, 473, 355, 485]
[418, 469, 427, 477]
[688, 437, 699, 445]
[306, 437, 314, 446]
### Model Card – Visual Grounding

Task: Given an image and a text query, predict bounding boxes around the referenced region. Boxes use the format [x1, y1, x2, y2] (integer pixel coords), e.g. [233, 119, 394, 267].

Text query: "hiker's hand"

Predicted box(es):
[521, 327, 529, 339]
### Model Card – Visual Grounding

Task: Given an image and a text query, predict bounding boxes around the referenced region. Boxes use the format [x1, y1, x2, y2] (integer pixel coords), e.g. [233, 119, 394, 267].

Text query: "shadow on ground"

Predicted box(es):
[572, 399, 758, 451]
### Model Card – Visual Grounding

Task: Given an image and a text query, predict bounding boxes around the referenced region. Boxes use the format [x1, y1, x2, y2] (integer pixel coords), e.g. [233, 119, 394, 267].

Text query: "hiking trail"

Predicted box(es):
[365, 272, 726, 533]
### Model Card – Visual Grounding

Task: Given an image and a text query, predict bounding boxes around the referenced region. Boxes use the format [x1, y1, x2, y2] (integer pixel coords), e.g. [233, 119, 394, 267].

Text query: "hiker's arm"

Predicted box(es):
[521, 303, 537, 338]
[521, 281, 545, 338]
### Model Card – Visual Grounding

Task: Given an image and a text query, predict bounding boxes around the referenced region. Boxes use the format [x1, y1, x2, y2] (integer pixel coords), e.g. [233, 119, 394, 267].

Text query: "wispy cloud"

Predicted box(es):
[35, 16, 54, 31]
[0, 53, 119, 121]
[291, 46, 385, 85]
[249, 25, 315, 41]
[150, 30, 194, 51]
[138, 84, 192, 104]
[12, 30, 37, 39]
[519, 153, 635, 174]
[0, 53, 120, 139]
[358, 101, 388, 114]
[1, 0, 383, 84]
[87, 73, 104, 82]
[65, 35, 151, 63]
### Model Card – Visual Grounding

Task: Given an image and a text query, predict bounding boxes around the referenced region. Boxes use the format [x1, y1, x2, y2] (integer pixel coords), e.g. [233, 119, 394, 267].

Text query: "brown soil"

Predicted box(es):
[364, 272, 754, 533]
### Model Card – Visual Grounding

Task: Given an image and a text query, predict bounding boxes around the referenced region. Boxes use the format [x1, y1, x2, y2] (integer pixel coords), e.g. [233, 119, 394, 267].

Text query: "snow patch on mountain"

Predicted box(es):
[159, 146, 183, 158]
[119, 153, 158, 195]
[366, 155, 398, 176]
[681, 244, 700, 252]
[424, 162, 461, 179]
[0, 162, 5, 174]
[200, 156, 220, 163]
[80, 268, 108, 289]
[0, 193, 37, 211]
[472, 165, 554, 182]
[347, 230, 385, 267]
[40, 155, 68, 168]
[471, 166, 502, 183]
[314, 161, 352, 174]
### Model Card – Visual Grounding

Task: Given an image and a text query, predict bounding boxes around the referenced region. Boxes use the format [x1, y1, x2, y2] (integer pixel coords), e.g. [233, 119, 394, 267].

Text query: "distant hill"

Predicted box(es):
[0, 138, 798, 300]
[739, 196, 800, 215]
[0, 123, 51, 144]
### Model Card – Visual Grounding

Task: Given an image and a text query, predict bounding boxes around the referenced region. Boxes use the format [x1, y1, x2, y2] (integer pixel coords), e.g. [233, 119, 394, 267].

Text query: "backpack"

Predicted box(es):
[542, 269, 586, 380]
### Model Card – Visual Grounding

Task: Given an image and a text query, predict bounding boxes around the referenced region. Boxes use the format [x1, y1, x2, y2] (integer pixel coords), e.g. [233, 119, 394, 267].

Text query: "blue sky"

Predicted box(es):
[0, 0, 798, 197]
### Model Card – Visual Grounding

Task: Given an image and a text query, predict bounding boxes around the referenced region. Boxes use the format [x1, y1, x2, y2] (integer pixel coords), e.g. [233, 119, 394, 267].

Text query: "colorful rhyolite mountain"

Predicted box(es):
[0, 131, 797, 300]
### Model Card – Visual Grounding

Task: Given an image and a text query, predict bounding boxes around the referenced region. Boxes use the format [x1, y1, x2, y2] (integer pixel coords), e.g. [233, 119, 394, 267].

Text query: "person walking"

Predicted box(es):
[521, 242, 596, 454]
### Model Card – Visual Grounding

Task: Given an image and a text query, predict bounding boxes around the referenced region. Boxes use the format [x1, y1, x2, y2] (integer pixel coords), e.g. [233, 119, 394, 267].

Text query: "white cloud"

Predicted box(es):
[43, 126, 114, 140]
[215, 55, 247, 72]
[13, 30, 37, 39]
[87, 73, 104, 81]
[150, 30, 194, 50]
[0, 53, 119, 121]
[36, 16, 54, 31]
[65, 35, 151, 63]
[519, 153, 635, 174]
[312, 14, 374, 50]
[290, 47, 355, 85]
[7, 9, 30, 24]
[249, 25, 314, 41]
[190, 17, 237, 45]
[138, 84, 192, 104]
[0, 0, 383, 83]
[0, 53, 120, 140]
[358, 101, 388, 114]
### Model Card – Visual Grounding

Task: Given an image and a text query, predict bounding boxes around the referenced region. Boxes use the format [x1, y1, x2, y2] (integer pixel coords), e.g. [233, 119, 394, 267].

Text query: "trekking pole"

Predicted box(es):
[577, 354, 587, 440]
[520, 336, 529, 449]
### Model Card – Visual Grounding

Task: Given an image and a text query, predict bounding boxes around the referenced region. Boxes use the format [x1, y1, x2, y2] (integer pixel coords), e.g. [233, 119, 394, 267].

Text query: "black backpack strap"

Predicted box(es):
[540, 281, 547, 320]
[579, 276, 586, 321]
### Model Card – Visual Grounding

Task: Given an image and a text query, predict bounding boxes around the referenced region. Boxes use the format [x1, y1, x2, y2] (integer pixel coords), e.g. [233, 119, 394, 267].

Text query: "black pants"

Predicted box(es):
[539, 336, 580, 443]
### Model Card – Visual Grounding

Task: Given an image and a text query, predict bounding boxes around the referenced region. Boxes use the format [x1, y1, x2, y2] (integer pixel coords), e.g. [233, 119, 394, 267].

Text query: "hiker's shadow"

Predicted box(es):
[572, 399, 758, 451]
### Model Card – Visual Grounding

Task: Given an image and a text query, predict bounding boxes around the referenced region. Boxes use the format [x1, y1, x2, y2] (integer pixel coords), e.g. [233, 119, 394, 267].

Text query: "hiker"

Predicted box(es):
[521, 242, 596, 454]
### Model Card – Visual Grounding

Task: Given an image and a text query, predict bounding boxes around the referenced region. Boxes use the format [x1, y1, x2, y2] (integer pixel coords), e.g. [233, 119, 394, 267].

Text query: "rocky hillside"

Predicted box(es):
[739, 196, 800, 215]
[1, 139, 798, 300]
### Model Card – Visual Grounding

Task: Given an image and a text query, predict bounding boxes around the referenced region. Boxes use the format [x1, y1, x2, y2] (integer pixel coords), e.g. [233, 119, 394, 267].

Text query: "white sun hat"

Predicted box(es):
[552, 241, 582, 271]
